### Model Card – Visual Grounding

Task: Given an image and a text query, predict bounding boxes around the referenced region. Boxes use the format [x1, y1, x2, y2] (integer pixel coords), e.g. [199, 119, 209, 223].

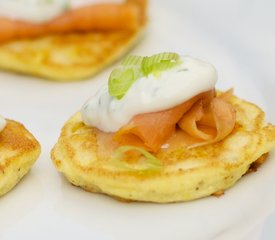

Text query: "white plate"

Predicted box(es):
[0, 1, 274, 239]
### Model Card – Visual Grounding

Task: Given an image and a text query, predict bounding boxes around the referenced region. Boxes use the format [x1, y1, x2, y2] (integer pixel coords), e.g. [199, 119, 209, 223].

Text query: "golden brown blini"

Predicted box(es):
[0, 119, 41, 196]
[51, 93, 275, 203]
[0, 0, 147, 81]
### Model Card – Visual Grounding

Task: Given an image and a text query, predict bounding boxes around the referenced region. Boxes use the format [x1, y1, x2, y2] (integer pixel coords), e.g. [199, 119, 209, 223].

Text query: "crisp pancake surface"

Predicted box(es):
[0, 120, 41, 196]
[0, 29, 144, 81]
[51, 94, 275, 203]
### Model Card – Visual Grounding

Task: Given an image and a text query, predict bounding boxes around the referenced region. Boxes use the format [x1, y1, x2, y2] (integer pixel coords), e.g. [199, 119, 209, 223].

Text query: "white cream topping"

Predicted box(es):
[0, 0, 124, 23]
[0, 0, 68, 23]
[0, 116, 6, 133]
[70, 0, 124, 8]
[81, 56, 217, 132]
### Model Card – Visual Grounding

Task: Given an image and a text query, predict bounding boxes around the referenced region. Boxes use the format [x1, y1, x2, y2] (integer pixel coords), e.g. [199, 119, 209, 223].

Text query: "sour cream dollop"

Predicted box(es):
[0, 0, 124, 23]
[81, 56, 217, 133]
[0, 116, 6, 132]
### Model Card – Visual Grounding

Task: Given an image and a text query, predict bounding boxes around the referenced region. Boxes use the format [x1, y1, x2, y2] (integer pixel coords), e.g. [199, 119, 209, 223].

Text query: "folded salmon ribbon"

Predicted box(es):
[113, 89, 236, 152]
[0, 0, 147, 43]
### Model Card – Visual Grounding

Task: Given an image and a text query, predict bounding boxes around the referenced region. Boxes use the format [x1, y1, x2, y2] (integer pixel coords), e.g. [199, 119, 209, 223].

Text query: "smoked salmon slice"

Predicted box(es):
[113, 90, 236, 152]
[179, 91, 236, 148]
[0, 0, 146, 43]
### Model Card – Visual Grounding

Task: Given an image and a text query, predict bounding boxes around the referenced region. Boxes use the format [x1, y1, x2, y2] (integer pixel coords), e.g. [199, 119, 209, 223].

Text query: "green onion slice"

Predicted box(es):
[108, 52, 182, 100]
[109, 55, 144, 99]
[142, 52, 181, 76]
[108, 68, 136, 99]
[110, 146, 163, 173]
[121, 55, 144, 67]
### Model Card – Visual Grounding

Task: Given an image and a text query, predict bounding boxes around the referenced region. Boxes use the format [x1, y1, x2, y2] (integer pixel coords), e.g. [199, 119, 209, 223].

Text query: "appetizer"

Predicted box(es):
[0, 115, 40, 196]
[0, 0, 147, 81]
[51, 52, 275, 203]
